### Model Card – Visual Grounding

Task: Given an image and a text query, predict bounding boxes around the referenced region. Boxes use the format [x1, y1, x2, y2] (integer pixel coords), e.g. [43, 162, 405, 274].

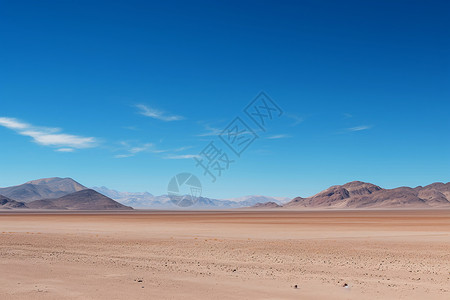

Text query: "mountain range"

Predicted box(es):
[1, 178, 449, 210]
[278, 181, 450, 209]
[92, 186, 290, 209]
[0, 178, 287, 210]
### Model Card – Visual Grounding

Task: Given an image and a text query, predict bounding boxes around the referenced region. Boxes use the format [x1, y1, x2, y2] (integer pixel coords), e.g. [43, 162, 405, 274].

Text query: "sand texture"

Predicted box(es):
[0, 210, 449, 299]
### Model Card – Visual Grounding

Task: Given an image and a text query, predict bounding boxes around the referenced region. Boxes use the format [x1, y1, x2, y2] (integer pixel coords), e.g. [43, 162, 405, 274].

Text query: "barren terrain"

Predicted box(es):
[0, 210, 449, 299]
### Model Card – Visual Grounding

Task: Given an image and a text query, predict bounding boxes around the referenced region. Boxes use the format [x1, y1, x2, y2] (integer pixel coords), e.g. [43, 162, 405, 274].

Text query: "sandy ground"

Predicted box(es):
[0, 210, 449, 300]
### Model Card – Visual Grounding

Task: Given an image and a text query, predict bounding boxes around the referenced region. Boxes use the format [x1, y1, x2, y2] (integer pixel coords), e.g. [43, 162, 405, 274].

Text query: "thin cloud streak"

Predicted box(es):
[136, 104, 184, 121]
[114, 154, 134, 158]
[266, 134, 291, 139]
[173, 146, 193, 152]
[56, 148, 75, 152]
[0, 117, 29, 130]
[196, 124, 223, 137]
[115, 142, 156, 158]
[164, 154, 200, 160]
[114, 141, 195, 159]
[114, 142, 174, 158]
[0, 117, 98, 151]
[348, 125, 372, 132]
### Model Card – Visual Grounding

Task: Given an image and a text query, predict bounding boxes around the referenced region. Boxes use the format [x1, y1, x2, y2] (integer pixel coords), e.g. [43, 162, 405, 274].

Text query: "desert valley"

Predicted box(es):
[1, 1, 449, 299]
[1, 178, 449, 299]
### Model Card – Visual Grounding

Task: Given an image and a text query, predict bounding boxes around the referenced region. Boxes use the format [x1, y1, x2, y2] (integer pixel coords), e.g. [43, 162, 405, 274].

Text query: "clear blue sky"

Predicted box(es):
[1, 0, 449, 199]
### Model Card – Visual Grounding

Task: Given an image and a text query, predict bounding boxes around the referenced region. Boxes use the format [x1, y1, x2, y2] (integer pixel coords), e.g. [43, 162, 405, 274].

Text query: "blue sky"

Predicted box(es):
[1, 0, 449, 199]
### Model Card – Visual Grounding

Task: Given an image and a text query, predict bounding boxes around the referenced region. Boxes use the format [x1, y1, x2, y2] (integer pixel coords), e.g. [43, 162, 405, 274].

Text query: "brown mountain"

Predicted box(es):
[251, 201, 282, 209]
[0, 177, 87, 202]
[284, 181, 450, 209]
[27, 189, 133, 210]
[0, 194, 27, 209]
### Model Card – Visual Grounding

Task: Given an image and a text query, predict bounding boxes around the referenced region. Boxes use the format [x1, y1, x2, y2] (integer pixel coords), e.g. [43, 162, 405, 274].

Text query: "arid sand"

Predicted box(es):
[0, 210, 449, 299]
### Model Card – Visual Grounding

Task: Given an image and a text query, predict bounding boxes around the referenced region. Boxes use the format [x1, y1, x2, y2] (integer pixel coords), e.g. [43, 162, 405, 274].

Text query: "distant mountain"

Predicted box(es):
[0, 177, 87, 202]
[224, 195, 291, 205]
[283, 181, 450, 209]
[285, 181, 382, 208]
[27, 189, 133, 210]
[92, 186, 290, 209]
[0, 194, 27, 209]
[92, 186, 159, 208]
[250, 201, 281, 209]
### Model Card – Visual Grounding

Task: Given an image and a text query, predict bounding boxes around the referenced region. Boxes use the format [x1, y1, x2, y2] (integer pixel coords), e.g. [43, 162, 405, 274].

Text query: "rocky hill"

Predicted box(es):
[0, 177, 87, 202]
[283, 181, 450, 209]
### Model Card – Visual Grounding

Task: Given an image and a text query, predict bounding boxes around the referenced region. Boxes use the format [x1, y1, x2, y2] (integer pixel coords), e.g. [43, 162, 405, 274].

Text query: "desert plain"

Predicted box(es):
[0, 209, 449, 300]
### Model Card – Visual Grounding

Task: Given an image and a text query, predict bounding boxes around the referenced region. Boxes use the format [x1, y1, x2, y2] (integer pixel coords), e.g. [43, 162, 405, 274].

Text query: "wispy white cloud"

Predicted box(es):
[114, 142, 171, 158]
[347, 125, 372, 132]
[164, 154, 200, 160]
[136, 104, 184, 121]
[129, 144, 153, 154]
[266, 134, 291, 139]
[114, 140, 195, 159]
[0, 117, 98, 152]
[0, 118, 29, 130]
[173, 146, 193, 152]
[197, 124, 223, 137]
[114, 153, 134, 158]
[56, 148, 75, 152]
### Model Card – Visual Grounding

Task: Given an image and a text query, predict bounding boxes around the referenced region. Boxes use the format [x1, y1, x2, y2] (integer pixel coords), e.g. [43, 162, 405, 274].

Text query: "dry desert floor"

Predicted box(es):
[0, 210, 449, 299]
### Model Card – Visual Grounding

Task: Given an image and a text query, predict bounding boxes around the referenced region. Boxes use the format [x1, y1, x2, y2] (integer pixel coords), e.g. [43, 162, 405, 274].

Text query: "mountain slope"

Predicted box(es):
[284, 181, 450, 209]
[27, 189, 133, 210]
[0, 194, 27, 209]
[250, 201, 281, 209]
[285, 181, 382, 208]
[0, 177, 87, 202]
